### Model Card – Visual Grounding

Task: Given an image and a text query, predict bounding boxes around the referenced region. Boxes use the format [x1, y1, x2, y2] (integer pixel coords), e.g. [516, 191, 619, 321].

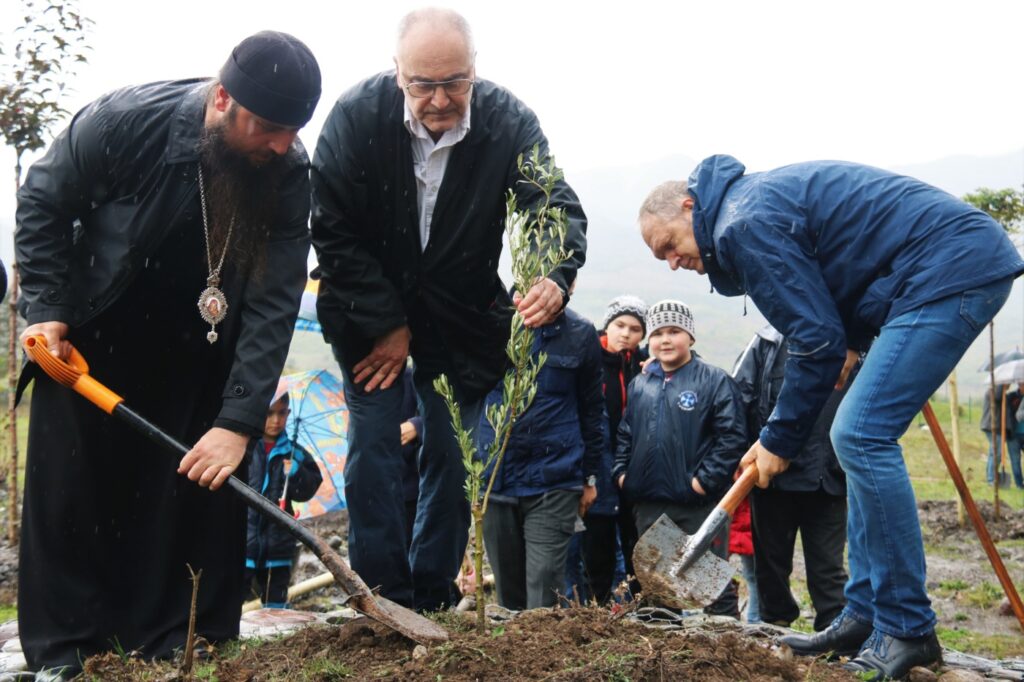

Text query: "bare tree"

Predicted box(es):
[0, 0, 92, 544]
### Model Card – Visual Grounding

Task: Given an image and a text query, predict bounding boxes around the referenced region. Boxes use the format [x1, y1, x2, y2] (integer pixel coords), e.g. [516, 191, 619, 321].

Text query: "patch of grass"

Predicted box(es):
[904, 399, 1023, 510]
[427, 609, 474, 634]
[964, 581, 1003, 609]
[0, 604, 16, 622]
[213, 637, 252, 662]
[193, 662, 219, 680]
[922, 541, 962, 561]
[603, 652, 637, 682]
[937, 626, 1024, 658]
[933, 579, 970, 598]
[301, 657, 353, 680]
[789, 615, 814, 633]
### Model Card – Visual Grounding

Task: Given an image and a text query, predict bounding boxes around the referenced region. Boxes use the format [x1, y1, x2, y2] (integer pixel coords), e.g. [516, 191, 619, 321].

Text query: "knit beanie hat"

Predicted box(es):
[601, 295, 648, 334]
[220, 31, 322, 127]
[646, 299, 696, 342]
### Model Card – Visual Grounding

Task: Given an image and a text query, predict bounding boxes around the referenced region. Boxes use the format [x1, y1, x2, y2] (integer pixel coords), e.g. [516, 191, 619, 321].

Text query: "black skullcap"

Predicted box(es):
[219, 30, 321, 127]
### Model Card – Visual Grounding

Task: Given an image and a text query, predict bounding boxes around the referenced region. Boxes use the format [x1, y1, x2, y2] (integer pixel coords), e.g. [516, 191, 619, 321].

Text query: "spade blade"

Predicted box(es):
[631, 513, 735, 609]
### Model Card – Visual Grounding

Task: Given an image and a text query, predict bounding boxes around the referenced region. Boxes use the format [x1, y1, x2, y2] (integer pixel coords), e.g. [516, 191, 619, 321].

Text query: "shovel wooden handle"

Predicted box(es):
[719, 461, 759, 516]
[922, 402, 1024, 633]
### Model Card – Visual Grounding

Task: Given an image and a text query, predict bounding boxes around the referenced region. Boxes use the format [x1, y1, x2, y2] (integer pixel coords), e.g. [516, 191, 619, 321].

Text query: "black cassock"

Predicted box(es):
[19, 214, 249, 670]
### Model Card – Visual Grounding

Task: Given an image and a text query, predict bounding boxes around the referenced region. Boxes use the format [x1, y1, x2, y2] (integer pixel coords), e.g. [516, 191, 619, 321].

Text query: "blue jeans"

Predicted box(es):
[985, 431, 1024, 488]
[830, 277, 1013, 638]
[339, 355, 479, 611]
[739, 553, 761, 623]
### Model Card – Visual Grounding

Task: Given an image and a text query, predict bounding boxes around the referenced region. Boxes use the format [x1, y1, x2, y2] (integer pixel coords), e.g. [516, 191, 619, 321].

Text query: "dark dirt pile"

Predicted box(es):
[919, 499, 1024, 542]
[83, 608, 857, 681]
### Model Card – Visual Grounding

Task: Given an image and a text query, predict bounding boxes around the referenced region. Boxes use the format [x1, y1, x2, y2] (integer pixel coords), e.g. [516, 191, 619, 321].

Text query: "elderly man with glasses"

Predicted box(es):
[311, 7, 587, 612]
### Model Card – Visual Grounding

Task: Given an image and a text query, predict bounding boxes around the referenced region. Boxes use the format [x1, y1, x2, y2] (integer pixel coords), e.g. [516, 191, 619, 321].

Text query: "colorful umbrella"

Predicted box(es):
[295, 278, 322, 334]
[280, 368, 348, 518]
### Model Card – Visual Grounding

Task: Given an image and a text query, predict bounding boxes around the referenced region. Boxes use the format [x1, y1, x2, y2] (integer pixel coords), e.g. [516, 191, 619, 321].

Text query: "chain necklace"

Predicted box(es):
[196, 164, 235, 344]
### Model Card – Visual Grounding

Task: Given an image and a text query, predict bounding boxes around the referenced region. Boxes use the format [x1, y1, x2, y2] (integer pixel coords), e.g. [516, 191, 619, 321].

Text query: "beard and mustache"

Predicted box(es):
[197, 106, 289, 282]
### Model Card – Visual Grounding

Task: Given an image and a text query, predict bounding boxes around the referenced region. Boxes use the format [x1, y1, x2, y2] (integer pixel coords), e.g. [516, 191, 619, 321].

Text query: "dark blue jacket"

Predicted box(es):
[732, 325, 848, 495]
[245, 434, 323, 567]
[477, 308, 607, 499]
[612, 355, 747, 504]
[689, 154, 1024, 459]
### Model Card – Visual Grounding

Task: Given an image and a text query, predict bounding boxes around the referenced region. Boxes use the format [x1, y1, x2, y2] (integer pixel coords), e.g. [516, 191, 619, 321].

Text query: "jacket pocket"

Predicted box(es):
[539, 353, 581, 396]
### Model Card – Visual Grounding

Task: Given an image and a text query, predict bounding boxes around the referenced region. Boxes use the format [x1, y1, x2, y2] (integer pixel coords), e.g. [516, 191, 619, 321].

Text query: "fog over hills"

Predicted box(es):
[495, 149, 1024, 398]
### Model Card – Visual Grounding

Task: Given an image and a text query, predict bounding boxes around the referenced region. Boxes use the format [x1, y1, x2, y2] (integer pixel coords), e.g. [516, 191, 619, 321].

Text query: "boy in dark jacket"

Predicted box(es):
[612, 300, 746, 616]
[477, 307, 607, 610]
[580, 295, 648, 603]
[245, 387, 323, 607]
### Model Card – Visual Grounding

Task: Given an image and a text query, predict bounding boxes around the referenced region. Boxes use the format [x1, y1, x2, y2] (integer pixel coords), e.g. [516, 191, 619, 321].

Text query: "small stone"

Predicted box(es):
[938, 670, 986, 682]
[998, 598, 1013, 617]
[328, 535, 344, 550]
[774, 644, 793, 661]
[412, 645, 428, 660]
[908, 666, 939, 682]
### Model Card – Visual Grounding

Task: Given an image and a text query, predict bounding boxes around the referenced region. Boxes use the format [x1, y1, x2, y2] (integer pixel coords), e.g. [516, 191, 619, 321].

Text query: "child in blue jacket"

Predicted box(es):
[612, 299, 746, 616]
[244, 387, 323, 608]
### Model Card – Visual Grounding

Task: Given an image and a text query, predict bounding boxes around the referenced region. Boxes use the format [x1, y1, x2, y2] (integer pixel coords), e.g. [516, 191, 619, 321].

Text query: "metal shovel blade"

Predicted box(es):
[632, 513, 735, 609]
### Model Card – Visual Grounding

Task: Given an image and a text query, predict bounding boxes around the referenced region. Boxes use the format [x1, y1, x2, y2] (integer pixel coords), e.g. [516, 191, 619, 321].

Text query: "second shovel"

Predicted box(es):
[632, 463, 758, 608]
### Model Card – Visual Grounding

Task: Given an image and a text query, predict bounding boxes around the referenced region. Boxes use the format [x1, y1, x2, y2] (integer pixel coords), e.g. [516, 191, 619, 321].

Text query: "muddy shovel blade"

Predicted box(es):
[632, 464, 761, 608]
[632, 514, 735, 608]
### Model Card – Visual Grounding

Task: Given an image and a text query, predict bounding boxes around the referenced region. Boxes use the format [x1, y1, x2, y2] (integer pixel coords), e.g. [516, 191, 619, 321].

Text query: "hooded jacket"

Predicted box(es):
[245, 434, 323, 566]
[612, 355, 746, 504]
[15, 79, 311, 434]
[311, 72, 587, 399]
[476, 308, 606, 499]
[688, 154, 1024, 459]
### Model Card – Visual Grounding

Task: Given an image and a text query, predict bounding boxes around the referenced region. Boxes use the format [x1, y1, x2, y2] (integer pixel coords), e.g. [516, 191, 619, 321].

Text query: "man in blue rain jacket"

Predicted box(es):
[638, 155, 1024, 680]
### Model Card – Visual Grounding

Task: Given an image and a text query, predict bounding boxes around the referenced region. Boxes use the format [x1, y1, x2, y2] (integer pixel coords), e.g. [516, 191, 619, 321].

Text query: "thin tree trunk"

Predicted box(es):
[990, 323, 999, 520]
[948, 371, 965, 527]
[8, 159, 21, 546]
[6, 265, 17, 546]
[474, 506, 486, 632]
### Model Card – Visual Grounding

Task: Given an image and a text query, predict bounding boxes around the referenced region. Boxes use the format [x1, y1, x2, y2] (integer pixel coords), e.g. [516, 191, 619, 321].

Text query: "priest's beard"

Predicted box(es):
[198, 109, 288, 282]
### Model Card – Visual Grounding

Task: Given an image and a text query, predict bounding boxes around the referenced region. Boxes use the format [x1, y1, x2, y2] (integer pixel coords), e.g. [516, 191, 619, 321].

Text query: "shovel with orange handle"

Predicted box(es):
[22, 335, 448, 644]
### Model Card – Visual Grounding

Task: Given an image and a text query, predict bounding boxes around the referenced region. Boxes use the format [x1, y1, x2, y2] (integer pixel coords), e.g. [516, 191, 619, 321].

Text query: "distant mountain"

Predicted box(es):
[891, 150, 1024, 198]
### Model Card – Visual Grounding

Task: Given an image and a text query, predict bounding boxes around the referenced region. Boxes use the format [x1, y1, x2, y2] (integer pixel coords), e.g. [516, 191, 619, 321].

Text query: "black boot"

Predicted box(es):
[842, 630, 942, 681]
[777, 610, 872, 659]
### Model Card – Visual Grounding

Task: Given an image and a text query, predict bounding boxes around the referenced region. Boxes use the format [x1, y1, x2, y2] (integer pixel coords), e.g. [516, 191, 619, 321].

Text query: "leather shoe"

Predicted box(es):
[842, 630, 942, 680]
[777, 611, 872, 659]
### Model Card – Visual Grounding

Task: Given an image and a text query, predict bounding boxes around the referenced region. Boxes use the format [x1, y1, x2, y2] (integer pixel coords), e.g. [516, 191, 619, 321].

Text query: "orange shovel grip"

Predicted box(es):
[23, 335, 124, 414]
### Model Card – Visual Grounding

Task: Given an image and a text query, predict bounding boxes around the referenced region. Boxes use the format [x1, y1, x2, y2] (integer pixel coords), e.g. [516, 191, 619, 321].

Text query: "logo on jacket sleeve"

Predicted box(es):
[677, 390, 698, 411]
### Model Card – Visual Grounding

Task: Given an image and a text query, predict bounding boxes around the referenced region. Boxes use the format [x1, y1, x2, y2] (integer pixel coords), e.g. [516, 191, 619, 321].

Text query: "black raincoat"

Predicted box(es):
[14, 79, 310, 671]
[310, 72, 587, 398]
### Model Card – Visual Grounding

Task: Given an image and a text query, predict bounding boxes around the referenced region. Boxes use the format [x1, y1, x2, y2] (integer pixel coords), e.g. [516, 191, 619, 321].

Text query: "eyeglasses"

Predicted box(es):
[403, 78, 475, 99]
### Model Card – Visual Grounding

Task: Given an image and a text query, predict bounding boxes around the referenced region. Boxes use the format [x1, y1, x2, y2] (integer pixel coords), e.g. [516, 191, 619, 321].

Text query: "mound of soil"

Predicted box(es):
[84, 608, 857, 681]
[919, 499, 1024, 542]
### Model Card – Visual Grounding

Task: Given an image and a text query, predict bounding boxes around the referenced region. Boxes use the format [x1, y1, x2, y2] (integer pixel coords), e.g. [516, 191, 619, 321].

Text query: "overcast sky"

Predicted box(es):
[1, 0, 1022, 252]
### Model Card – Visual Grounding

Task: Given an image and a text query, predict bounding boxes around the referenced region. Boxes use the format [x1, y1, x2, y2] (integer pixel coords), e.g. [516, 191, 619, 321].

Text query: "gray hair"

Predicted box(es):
[397, 7, 475, 58]
[638, 180, 690, 223]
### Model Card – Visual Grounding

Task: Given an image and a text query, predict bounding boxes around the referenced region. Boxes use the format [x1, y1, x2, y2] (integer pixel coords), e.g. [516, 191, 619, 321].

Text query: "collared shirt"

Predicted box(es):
[403, 100, 472, 251]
